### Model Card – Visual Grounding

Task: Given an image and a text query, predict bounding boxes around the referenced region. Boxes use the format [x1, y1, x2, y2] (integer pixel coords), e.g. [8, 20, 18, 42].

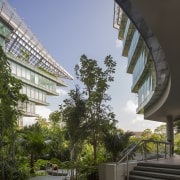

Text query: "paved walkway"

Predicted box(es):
[149, 154, 180, 164]
[30, 175, 69, 180]
[29, 169, 70, 180]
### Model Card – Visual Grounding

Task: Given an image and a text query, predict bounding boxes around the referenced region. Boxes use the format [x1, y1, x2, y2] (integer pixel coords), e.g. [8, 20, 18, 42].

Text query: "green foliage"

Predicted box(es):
[103, 130, 133, 161]
[17, 48, 30, 62]
[19, 123, 46, 174]
[74, 54, 117, 164]
[49, 157, 61, 167]
[34, 159, 48, 171]
[38, 67, 56, 77]
[141, 128, 153, 139]
[174, 133, 180, 154]
[60, 85, 87, 164]
[49, 110, 61, 127]
[35, 116, 49, 128]
[0, 160, 30, 180]
[0, 45, 28, 180]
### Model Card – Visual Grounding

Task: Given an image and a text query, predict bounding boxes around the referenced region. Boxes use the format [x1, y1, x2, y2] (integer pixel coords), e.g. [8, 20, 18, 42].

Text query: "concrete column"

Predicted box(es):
[166, 116, 174, 155]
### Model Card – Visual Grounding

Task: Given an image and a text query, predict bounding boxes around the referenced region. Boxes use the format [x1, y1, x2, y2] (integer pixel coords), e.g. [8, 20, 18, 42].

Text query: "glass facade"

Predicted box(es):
[0, 3, 72, 121]
[132, 46, 148, 86]
[138, 72, 152, 106]
[9, 60, 57, 93]
[20, 84, 46, 104]
[0, 21, 11, 38]
[128, 30, 140, 65]
[120, 14, 156, 113]
[18, 101, 36, 116]
[123, 18, 130, 47]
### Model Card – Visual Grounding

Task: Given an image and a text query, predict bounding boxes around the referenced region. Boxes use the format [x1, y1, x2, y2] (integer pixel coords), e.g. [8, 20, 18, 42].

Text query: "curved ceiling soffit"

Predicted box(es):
[115, 0, 170, 114]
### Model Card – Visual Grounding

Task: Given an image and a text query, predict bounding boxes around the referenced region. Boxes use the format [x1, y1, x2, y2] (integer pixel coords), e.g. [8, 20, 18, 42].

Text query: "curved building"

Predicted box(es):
[114, 0, 179, 145]
[0, 1, 73, 125]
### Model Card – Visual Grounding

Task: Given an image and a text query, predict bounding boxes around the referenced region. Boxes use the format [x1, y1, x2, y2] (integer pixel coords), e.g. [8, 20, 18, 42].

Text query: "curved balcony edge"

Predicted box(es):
[115, 0, 170, 121]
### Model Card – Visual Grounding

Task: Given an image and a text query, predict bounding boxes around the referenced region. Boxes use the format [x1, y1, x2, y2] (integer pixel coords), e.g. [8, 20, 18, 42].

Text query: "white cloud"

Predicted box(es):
[119, 99, 164, 131]
[36, 106, 52, 119]
[123, 99, 144, 126]
[132, 115, 144, 123]
[123, 99, 137, 114]
[116, 39, 122, 48]
[56, 88, 68, 96]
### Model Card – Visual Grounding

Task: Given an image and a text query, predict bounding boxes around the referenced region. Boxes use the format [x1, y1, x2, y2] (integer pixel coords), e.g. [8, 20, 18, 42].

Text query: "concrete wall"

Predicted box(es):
[99, 162, 137, 180]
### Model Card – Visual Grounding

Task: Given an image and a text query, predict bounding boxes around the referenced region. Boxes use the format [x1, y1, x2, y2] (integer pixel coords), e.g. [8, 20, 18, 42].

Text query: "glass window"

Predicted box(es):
[35, 89, 38, 100]
[39, 91, 42, 101]
[27, 103, 30, 113]
[31, 87, 35, 99]
[30, 72, 35, 83]
[27, 86, 30, 97]
[22, 85, 26, 94]
[19, 88, 23, 94]
[26, 69, 30, 80]
[17, 65, 21, 77]
[11, 62, 16, 75]
[35, 74, 39, 84]
[42, 92, 46, 102]
[0, 36, 5, 47]
[22, 67, 26, 78]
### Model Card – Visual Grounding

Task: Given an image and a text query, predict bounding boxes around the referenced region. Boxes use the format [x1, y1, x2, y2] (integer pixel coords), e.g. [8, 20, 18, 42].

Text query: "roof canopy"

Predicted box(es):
[0, 0, 73, 80]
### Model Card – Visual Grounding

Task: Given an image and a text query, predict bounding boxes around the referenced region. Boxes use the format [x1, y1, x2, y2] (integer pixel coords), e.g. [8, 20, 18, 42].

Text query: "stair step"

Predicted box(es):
[134, 166, 180, 175]
[129, 175, 164, 180]
[137, 162, 180, 169]
[130, 170, 180, 180]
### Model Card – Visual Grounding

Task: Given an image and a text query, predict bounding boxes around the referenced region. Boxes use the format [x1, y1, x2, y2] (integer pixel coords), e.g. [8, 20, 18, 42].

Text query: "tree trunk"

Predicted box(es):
[0, 107, 5, 180]
[93, 133, 97, 165]
[30, 152, 35, 174]
[70, 146, 75, 180]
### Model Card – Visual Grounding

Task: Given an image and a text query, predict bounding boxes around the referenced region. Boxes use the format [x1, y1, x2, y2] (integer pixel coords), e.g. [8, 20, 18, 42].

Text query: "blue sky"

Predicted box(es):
[8, 0, 163, 131]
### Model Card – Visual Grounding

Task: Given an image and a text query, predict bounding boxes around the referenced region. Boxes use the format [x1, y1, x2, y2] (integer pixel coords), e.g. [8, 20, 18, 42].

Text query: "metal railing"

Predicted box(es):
[116, 139, 173, 180]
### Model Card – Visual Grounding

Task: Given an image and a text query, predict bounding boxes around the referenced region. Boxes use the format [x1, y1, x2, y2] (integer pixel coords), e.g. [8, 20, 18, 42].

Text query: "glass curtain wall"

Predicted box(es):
[138, 62, 156, 107]
[9, 60, 57, 93]
[20, 84, 46, 104]
[132, 45, 149, 86]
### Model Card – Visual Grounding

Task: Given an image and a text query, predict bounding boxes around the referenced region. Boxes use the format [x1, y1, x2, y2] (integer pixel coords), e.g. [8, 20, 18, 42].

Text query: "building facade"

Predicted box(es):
[113, 0, 180, 147]
[0, 1, 73, 125]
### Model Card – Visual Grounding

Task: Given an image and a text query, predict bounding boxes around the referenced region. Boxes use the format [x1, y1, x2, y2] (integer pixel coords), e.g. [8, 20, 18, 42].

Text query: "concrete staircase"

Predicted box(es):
[129, 162, 180, 180]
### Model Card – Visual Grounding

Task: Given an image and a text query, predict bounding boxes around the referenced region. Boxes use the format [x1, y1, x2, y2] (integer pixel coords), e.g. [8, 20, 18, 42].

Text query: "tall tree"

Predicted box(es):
[75, 54, 116, 164]
[49, 110, 61, 128]
[60, 86, 86, 160]
[0, 46, 27, 180]
[60, 86, 86, 180]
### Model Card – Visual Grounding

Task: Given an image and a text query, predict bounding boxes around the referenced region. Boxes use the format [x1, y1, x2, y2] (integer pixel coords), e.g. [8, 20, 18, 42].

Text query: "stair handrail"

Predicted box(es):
[116, 139, 173, 180]
[116, 139, 143, 180]
[117, 139, 143, 165]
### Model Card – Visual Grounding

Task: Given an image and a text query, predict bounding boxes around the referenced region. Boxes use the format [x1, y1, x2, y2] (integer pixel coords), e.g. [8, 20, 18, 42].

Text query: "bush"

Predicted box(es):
[34, 159, 48, 171]
[0, 159, 30, 180]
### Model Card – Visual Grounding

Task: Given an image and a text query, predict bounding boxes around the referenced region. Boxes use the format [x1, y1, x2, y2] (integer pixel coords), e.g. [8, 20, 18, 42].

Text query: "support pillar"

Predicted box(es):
[166, 116, 174, 156]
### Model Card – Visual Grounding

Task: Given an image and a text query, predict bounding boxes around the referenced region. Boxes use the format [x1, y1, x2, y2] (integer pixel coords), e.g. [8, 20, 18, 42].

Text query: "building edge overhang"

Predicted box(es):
[115, 0, 170, 121]
[0, 0, 73, 81]
[7, 53, 68, 87]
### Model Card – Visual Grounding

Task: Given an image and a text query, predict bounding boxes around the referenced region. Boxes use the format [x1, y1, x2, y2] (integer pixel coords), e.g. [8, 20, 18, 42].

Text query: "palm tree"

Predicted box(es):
[60, 86, 87, 179]
[103, 130, 133, 162]
[19, 123, 46, 174]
